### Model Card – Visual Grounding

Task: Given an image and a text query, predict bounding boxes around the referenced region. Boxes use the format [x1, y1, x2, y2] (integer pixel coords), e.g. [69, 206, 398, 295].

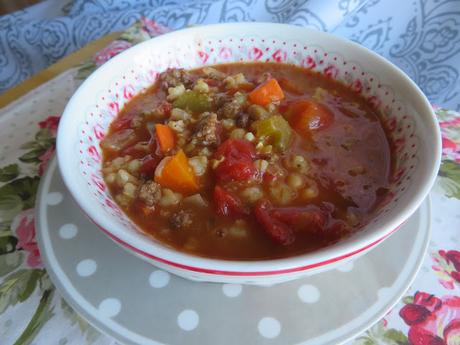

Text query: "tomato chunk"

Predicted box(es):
[215, 139, 256, 161]
[213, 186, 248, 217]
[254, 199, 295, 245]
[111, 112, 136, 131]
[139, 155, 160, 174]
[214, 139, 258, 182]
[287, 100, 333, 135]
[271, 205, 329, 233]
[215, 160, 258, 182]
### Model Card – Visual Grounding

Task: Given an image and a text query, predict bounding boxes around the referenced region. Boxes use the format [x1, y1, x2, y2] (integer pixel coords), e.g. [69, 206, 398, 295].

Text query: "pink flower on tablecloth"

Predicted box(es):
[141, 18, 170, 36]
[432, 250, 460, 290]
[399, 291, 460, 345]
[441, 136, 460, 163]
[93, 40, 132, 66]
[12, 209, 42, 268]
[439, 116, 460, 163]
[38, 115, 60, 135]
[38, 146, 55, 176]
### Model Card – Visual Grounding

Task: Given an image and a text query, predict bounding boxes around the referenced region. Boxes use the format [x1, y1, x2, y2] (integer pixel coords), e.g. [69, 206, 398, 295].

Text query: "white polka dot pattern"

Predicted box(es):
[98, 298, 121, 318]
[46, 192, 63, 205]
[222, 284, 242, 297]
[58, 224, 78, 239]
[76, 259, 97, 277]
[258, 317, 281, 339]
[177, 309, 199, 331]
[297, 284, 321, 304]
[35, 158, 431, 345]
[149, 270, 170, 288]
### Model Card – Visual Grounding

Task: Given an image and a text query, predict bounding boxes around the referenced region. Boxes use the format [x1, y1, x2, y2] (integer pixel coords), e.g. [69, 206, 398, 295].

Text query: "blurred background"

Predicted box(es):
[1, 0, 459, 111]
[0, 1, 39, 15]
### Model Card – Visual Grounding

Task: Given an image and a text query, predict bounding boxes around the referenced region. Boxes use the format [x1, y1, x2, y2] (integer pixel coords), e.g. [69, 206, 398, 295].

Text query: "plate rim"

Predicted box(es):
[36, 158, 432, 345]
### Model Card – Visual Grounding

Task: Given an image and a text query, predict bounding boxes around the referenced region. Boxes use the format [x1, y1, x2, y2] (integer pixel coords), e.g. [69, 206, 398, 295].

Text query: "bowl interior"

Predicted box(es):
[57, 23, 440, 272]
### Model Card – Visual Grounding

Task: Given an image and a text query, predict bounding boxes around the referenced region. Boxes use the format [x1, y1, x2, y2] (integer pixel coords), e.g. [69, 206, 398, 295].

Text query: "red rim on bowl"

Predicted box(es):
[57, 23, 442, 281]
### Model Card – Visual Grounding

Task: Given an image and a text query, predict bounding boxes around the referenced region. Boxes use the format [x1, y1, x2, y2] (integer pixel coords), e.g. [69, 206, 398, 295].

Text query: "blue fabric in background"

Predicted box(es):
[1, 0, 459, 110]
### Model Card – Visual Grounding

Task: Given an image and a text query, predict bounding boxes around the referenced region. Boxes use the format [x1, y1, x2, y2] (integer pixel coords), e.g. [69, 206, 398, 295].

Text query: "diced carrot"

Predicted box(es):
[288, 100, 333, 136]
[155, 124, 176, 153]
[154, 150, 199, 195]
[249, 78, 285, 106]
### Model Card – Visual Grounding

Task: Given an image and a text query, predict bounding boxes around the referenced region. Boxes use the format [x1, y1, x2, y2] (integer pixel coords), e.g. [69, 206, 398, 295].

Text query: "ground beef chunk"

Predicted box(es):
[138, 181, 161, 206]
[218, 100, 242, 119]
[159, 68, 193, 90]
[190, 112, 220, 146]
[235, 112, 249, 128]
[214, 93, 231, 108]
[169, 210, 193, 230]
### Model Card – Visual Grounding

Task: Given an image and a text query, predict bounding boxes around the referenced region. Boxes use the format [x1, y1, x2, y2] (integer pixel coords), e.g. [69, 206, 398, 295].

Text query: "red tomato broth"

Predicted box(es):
[100, 62, 393, 260]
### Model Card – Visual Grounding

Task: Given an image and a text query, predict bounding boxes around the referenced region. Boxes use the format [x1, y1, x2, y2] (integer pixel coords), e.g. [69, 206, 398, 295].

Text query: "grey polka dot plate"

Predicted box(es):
[36, 159, 431, 345]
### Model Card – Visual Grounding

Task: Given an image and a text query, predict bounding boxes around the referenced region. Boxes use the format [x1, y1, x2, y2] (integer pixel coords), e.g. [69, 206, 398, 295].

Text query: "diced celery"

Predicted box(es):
[173, 91, 211, 113]
[254, 115, 292, 151]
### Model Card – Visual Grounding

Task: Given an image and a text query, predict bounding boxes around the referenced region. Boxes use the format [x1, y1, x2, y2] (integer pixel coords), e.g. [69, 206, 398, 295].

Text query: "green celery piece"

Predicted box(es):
[173, 91, 211, 113]
[254, 115, 292, 151]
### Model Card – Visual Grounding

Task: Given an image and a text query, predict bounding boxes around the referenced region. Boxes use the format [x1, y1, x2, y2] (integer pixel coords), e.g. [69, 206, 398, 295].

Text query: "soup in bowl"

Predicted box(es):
[57, 23, 441, 284]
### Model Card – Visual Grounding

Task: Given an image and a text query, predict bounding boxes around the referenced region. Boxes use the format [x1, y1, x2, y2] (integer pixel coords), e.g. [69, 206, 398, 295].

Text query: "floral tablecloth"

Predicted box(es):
[0, 18, 459, 345]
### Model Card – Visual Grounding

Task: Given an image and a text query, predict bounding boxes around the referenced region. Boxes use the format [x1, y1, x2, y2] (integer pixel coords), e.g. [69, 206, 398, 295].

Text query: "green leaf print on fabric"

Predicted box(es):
[19, 150, 46, 164]
[75, 61, 97, 80]
[0, 235, 18, 254]
[0, 269, 46, 314]
[0, 193, 22, 222]
[61, 298, 102, 344]
[0, 251, 24, 276]
[0, 164, 20, 182]
[0, 176, 40, 211]
[353, 319, 409, 345]
[438, 160, 460, 199]
[12, 288, 54, 345]
[402, 296, 414, 304]
[19, 128, 55, 164]
[0, 221, 10, 231]
[382, 329, 409, 344]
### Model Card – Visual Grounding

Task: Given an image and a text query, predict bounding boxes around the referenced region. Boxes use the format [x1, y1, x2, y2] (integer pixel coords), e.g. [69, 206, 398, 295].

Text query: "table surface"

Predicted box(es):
[2, 0, 460, 112]
[0, 17, 459, 345]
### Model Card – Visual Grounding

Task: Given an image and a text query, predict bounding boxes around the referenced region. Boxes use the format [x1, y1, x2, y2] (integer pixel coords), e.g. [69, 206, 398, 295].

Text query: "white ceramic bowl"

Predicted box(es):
[57, 23, 441, 285]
